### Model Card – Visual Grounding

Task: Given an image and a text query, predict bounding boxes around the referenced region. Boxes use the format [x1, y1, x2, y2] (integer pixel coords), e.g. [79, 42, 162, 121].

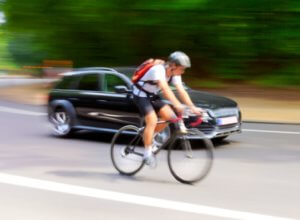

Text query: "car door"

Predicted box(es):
[72, 73, 105, 127]
[93, 72, 140, 129]
[74, 72, 140, 130]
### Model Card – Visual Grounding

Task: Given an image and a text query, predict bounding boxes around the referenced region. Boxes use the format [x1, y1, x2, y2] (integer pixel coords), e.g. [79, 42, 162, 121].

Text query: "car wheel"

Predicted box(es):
[50, 107, 73, 137]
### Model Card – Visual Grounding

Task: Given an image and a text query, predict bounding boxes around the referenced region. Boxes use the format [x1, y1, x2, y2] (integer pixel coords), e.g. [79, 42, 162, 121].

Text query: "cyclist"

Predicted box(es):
[133, 51, 203, 167]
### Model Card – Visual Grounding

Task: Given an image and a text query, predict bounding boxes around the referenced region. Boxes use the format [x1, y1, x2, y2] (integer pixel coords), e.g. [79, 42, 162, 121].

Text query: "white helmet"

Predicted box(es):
[168, 51, 191, 68]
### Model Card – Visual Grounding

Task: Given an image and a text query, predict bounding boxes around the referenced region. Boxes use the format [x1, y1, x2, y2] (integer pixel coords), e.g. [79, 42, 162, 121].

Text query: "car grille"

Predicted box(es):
[211, 107, 239, 118]
[198, 122, 240, 134]
[185, 121, 215, 134]
[218, 123, 239, 130]
[198, 123, 215, 134]
[186, 107, 241, 136]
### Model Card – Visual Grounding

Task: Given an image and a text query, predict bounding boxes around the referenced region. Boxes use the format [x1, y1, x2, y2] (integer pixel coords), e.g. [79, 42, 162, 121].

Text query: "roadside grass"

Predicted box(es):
[250, 74, 300, 89]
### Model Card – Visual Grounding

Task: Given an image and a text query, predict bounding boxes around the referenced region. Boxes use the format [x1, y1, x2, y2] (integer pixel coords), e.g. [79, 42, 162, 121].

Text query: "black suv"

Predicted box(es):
[48, 67, 242, 141]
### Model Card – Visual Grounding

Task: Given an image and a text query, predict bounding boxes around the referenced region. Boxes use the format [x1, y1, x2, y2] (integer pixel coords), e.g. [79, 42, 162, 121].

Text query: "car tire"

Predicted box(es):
[50, 107, 74, 137]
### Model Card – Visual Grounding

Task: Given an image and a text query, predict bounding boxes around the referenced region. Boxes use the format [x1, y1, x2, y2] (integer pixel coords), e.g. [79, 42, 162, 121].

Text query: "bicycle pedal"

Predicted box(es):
[179, 130, 188, 135]
[152, 145, 159, 153]
[143, 154, 157, 168]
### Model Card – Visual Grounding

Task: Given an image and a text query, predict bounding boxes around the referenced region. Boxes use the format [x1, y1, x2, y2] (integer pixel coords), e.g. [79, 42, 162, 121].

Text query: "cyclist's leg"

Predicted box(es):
[143, 111, 158, 167]
[155, 104, 176, 134]
[143, 110, 158, 148]
[133, 95, 158, 167]
[133, 95, 157, 149]
[151, 98, 175, 133]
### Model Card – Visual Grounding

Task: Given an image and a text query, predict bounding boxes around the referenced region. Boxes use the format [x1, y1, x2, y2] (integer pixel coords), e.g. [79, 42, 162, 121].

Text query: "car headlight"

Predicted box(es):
[209, 108, 240, 118]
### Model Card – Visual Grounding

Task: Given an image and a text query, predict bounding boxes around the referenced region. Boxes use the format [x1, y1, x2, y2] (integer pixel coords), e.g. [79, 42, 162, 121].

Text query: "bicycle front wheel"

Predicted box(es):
[111, 125, 145, 176]
[168, 129, 214, 184]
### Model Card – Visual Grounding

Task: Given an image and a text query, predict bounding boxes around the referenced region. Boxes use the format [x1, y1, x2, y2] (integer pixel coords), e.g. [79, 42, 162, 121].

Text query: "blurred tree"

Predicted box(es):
[2, 0, 300, 87]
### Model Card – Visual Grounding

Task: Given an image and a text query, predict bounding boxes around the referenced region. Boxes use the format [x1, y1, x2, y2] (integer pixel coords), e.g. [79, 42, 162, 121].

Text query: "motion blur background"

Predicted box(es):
[0, 0, 300, 89]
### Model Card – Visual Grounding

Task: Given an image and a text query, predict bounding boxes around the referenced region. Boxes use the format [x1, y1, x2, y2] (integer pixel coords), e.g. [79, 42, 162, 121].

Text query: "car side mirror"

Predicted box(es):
[114, 85, 131, 94]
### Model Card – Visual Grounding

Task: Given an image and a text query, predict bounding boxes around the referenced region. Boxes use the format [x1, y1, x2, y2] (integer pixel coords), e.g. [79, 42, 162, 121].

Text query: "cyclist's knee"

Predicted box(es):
[159, 105, 176, 120]
[145, 111, 158, 128]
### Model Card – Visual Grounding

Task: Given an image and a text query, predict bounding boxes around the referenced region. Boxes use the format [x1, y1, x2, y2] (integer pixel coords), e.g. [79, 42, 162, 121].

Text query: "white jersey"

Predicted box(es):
[133, 64, 183, 97]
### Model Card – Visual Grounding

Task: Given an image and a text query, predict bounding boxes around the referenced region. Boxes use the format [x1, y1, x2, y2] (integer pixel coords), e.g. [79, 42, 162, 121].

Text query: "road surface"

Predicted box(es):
[0, 100, 299, 220]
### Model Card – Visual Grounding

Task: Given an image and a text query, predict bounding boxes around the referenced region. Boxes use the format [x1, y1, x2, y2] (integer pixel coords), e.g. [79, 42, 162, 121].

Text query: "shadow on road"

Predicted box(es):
[48, 131, 300, 164]
[52, 130, 236, 148]
[50, 130, 115, 144]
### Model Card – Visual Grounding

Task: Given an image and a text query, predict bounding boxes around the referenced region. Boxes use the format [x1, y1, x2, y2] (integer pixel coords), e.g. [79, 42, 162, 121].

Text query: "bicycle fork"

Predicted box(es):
[180, 136, 193, 159]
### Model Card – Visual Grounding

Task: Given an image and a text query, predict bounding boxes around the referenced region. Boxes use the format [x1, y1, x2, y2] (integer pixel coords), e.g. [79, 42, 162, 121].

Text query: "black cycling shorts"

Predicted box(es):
[133, 95, 167, 117]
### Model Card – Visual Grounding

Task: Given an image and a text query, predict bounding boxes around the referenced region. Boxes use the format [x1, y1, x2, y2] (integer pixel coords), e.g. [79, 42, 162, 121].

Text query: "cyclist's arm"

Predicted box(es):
[175, 83, 203, 115]
[157, 79, 182, 108]
[174, 83, 195, 107]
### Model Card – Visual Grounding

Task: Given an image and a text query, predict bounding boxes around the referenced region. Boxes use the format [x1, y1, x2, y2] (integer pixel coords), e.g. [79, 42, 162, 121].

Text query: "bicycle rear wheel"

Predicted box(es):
[111, 125, 145, 175]
[168, 129, 214, 184]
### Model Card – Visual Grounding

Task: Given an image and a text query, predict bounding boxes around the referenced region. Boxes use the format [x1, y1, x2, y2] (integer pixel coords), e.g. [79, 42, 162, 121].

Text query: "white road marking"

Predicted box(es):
[0, 106, 46, 116]
[243, 129, 300, 135]
[0, 173, 294, 220]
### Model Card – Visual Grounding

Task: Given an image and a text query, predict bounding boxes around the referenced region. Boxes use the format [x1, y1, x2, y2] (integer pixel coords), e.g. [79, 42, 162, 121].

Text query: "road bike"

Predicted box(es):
[110, 109, 214, 184]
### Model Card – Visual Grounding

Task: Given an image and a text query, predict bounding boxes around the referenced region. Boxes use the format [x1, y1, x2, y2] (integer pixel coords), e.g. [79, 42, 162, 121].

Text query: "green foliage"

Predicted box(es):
[1, 0, 300, 87]
[186, 78, 226, 89]
[0, 29, 19, 69]
[252, 64, 300, 88]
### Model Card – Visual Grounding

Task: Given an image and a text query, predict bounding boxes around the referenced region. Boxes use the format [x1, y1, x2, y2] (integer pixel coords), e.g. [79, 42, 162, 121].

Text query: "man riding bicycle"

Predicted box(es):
[133, 51, 203, 167]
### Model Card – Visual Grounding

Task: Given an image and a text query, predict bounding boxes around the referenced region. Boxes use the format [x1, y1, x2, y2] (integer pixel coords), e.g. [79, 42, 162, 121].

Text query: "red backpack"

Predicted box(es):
[131, 58, 165, 84]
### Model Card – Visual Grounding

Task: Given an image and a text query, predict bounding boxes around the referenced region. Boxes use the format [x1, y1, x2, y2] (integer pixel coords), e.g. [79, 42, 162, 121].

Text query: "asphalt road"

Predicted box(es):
[0, 100, 299, 220]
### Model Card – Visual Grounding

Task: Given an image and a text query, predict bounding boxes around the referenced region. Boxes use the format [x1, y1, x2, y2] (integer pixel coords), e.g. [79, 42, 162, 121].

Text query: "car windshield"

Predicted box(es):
[113, 67, 136, 76]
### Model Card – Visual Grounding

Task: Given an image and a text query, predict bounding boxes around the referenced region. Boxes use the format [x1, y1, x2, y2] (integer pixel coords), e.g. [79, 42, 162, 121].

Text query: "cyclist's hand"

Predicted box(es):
[190, 106, 203, 116]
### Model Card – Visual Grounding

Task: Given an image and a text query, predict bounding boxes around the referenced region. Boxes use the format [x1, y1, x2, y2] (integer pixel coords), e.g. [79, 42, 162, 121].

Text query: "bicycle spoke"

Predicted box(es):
[182, 138, 193, 158]
[111, 125, 145, 175]
[168, 130, 214, 184]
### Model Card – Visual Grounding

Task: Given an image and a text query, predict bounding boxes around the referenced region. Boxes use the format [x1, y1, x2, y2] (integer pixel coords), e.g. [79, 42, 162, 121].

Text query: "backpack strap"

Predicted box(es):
[134, 75, 174, 98]
[168, 76, 173, 84]
[133, 60, 173, 97]
[134, 82, 155, 98]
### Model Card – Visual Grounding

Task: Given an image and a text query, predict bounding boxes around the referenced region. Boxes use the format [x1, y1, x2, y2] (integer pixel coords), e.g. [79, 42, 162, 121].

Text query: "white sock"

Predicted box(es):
[144, 146, 153, 156]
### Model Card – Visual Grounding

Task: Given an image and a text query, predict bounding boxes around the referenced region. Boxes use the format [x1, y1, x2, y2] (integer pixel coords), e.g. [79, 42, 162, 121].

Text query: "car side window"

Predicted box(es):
[104, 74, 127, 92]
[55, 76, 79, 90]
[77, 74, 100, 91]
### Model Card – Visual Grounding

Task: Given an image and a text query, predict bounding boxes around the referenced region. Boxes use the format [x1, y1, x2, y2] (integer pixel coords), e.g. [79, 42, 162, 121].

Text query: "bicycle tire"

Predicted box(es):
[167, 129, 214, 184]
[111, 125, 145, 176]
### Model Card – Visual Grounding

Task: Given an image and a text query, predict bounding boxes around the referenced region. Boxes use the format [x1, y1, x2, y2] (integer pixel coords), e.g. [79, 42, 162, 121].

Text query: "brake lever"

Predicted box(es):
[188, 109, 211, 127]
[190, 117, 203, 127]
[169, 114, 183, 123]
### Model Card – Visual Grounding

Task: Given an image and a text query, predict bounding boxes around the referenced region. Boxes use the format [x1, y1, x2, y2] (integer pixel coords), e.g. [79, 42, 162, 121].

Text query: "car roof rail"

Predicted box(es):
[77, 67, 119, 73]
